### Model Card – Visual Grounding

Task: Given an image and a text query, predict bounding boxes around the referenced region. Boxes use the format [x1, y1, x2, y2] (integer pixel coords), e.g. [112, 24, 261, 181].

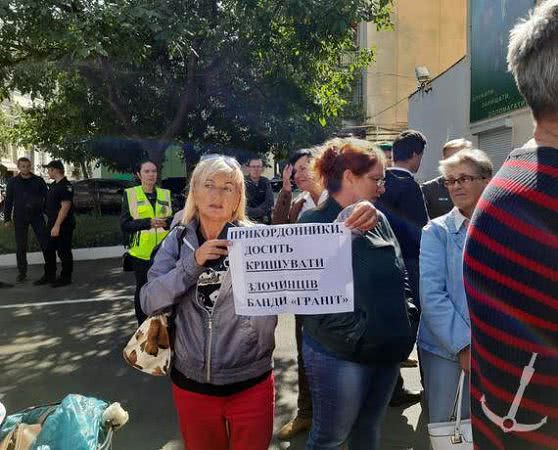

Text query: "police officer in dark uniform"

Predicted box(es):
[34, 160, 76, 287]
[3, 157, 49, 282]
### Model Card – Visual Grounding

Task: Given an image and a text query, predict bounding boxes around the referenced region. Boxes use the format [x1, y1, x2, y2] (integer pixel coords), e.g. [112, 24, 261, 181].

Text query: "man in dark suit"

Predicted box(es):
[376, 130, 428, 407]
[376, 130, 428, 303]
[421, 138, 473, 219]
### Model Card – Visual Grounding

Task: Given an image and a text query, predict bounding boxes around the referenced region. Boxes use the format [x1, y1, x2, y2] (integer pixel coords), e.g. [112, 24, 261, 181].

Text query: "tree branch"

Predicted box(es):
[96, 58, 140, 139]
[161, 46, 199, 141]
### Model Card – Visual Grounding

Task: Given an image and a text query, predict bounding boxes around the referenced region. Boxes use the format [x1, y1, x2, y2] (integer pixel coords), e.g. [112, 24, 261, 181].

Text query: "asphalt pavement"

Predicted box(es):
[0, 258, 428, 449]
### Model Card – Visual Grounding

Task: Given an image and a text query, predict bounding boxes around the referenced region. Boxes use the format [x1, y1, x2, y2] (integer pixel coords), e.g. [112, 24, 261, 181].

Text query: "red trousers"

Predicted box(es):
[172, 374, 275, 450]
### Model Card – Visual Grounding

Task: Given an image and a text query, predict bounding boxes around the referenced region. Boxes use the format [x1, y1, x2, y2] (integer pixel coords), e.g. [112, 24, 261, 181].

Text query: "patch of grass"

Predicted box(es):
[0, 214, 122, 255]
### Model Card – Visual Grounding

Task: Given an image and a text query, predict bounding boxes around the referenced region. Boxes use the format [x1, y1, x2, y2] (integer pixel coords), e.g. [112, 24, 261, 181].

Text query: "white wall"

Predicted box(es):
[409, 57, 534, 182]
[408, 57, 470, 182]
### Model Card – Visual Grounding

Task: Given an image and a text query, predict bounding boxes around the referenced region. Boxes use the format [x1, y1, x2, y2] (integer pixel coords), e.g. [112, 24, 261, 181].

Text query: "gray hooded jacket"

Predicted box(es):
[140, 220, 277, 385]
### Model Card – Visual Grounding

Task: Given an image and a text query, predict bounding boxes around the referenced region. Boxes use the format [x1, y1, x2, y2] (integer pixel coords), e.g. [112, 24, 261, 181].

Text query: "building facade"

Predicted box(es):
[468, 0, 535, 170]
[0, 93, 34, 179]
[408, 0, 537, 181]
[408, 57, 470, 181]
[359, 0, 467, 142]
[0, 92, 77, 181]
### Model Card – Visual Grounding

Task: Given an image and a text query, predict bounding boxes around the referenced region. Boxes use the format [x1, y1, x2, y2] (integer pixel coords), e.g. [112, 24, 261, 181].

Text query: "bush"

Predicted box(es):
[0, 214, 122, 255]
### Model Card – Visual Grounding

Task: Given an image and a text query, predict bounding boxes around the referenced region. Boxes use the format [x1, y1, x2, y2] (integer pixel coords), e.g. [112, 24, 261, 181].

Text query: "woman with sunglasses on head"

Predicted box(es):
[121, 159, 173, 325]
[418, 149, 492, 424]
[299, 139, 416, 450]
[140, 155, 277, 450]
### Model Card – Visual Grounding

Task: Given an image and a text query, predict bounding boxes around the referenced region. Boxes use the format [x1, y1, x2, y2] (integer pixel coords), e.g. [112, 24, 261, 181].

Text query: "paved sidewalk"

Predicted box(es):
[0, 259, 428, 449]
[0, 245, 125, 267]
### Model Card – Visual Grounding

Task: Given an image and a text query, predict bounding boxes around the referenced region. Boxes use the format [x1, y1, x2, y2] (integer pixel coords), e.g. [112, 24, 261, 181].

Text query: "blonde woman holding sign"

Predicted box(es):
[140, 155, 277, 450]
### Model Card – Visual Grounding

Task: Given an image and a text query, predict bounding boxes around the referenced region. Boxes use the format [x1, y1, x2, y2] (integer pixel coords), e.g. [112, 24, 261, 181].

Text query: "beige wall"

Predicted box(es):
[363, 0, 467, 140]
[510, 109, 535, 149]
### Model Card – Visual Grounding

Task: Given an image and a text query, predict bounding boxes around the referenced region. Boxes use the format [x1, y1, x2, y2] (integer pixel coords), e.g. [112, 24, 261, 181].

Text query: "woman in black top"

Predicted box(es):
[299, 139, 415, 450]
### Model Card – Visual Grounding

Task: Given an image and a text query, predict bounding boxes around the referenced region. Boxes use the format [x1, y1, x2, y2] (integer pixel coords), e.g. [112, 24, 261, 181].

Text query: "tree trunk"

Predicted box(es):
[79, 160, 91, 179]
[147, 142, 168, 182]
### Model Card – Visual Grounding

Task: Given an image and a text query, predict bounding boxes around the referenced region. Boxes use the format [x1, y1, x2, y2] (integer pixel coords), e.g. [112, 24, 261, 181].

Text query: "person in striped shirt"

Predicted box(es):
[463, 1, 558, 448]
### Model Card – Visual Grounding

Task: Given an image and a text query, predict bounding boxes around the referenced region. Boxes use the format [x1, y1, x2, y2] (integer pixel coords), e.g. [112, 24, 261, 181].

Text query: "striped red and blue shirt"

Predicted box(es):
[464, 145, 558, 449]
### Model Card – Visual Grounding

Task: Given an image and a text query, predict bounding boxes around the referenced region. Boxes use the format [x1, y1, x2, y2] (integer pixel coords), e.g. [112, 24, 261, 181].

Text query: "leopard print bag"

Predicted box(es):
[123, 314, 172, 376]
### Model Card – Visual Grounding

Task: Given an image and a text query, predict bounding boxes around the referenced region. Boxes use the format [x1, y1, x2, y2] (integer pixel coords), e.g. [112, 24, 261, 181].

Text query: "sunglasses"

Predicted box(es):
[200, 153, 241, 168]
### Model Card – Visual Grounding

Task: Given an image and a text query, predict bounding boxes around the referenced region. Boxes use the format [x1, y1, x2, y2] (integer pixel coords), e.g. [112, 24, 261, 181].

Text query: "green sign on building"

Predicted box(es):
[470, 0, 534, 123]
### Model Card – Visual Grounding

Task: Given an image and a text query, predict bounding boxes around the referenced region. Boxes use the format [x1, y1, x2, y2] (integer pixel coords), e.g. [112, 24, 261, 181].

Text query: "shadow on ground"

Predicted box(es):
[0, 258, 428, 449]
[0, 259, 178, 450]
[0, 258, 134, 304]
[0, 298, 180, 450]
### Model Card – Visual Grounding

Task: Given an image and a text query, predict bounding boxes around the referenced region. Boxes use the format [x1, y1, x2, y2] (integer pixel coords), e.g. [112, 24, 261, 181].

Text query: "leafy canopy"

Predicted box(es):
[0, 0, 392, 172]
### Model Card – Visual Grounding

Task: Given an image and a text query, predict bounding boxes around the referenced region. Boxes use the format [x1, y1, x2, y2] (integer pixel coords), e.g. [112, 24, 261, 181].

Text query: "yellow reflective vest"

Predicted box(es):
[125, 186, 172, 260]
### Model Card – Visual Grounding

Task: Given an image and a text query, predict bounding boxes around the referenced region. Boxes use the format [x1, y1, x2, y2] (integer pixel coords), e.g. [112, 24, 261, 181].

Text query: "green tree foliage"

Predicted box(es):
[0, 0, 392, 171]
[0, 108, 13, 157]
[0, 102, 25, 158]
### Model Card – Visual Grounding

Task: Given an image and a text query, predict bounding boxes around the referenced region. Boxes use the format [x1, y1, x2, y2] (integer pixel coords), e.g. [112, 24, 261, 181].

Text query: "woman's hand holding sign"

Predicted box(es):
[343, 201, 378, 232]
[195, 240, 231, 266]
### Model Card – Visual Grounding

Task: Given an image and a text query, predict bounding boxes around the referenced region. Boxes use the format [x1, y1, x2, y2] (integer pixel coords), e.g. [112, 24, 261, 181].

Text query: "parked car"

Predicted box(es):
[73, 178, 135, 214]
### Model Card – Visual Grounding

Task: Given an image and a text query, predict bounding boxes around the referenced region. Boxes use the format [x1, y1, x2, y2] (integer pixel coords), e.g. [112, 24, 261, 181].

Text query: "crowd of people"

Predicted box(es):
[2, 1, 557, 449]
[128, 129, 499, 450]
[123, 131, 479, 450]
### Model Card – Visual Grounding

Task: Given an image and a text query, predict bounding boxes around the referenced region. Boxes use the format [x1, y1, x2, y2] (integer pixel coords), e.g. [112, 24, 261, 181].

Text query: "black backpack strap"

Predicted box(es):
[174, 225, 188, 254]
[149, 224, 188, 267]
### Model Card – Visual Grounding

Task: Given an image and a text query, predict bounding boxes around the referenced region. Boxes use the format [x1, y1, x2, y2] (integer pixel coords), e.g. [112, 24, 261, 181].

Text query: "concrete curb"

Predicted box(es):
[0, 245, 125, 268]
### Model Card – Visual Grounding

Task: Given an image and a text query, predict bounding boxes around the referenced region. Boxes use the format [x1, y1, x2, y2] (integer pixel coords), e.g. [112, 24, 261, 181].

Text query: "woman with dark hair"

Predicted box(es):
[272, 148, 327, 226]
[121, 160, 173, 324]
[273, 148, 326, 439]
[299, 139, 416, 450]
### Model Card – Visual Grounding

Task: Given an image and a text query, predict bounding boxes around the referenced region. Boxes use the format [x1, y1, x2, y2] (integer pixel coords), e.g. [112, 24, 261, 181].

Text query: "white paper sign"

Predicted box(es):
[228, 223, 354, 316]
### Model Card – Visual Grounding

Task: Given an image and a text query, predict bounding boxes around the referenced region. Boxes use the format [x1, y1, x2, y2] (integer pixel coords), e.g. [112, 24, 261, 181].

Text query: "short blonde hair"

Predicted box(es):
[442, 138, 473, 157]
[439, 149, 493, 179]
[181, 155, 249, 225]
